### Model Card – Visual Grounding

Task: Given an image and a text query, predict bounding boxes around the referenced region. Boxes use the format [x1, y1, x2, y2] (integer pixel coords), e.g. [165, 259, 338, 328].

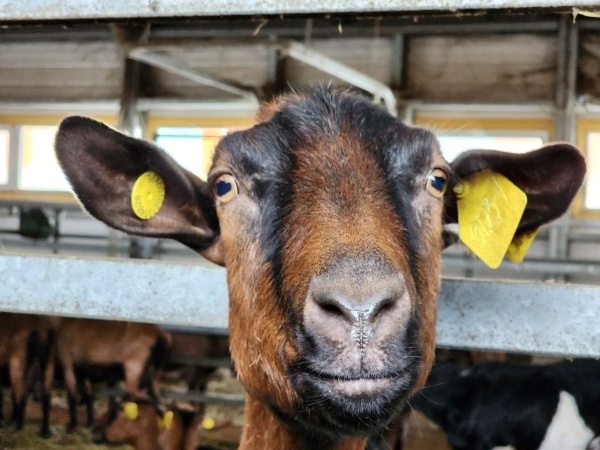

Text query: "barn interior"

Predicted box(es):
[1, 1, 600, 449]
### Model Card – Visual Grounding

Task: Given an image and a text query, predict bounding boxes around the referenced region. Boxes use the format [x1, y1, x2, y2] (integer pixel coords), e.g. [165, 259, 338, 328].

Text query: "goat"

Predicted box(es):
[92, 395, 202, 450]
[0, 313, 55, 437]
[54, 317, 171, 432]
[54, 87, 586, 450]
[409, 360, 600, 450]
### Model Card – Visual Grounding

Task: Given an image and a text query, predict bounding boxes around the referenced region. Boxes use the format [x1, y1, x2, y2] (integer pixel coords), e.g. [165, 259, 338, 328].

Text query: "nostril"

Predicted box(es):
[318, 300, 347, 319]
[370, 297, 397, 322]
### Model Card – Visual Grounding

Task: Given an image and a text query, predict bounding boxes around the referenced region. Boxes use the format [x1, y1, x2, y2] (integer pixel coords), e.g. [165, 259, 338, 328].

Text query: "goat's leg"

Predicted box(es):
[63, 361, 78, 433]
[39, 351, 54, 438]
[82, 378, 95, 428]
[124, 361, 146, 397]
[9, 356, 26, 430]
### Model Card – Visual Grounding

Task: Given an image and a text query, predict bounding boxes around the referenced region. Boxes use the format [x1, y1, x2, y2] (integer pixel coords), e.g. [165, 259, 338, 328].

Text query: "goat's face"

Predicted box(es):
[210, 91, 445, 433]
[55, 87, 585, 439]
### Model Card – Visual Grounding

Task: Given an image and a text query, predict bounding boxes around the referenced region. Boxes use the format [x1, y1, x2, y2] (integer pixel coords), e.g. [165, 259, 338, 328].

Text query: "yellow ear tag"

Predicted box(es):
[506, 228, 538, 264]
[202, 417, 215, 430]
[158, 411, 174, 430]
[131, 171, 165, 220]
[123, 402, 139, 421]
[455, 169, 527, 269]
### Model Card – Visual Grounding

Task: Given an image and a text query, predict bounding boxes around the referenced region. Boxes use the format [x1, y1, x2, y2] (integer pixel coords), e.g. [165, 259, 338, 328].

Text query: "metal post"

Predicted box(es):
[549, 16, 579, 281]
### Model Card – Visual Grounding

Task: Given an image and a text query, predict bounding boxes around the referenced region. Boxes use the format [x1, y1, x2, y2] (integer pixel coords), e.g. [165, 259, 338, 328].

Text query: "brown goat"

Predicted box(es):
[0, 313, 55, 437]
[54, 88, 586, 450]
[92, 396, 202, 450]
[54, 318, 171, 432]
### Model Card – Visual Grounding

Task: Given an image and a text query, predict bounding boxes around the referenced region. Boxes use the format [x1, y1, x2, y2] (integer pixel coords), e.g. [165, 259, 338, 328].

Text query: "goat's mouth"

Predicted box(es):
[285, 365, 415, 435]
[305, 369, 400, 396]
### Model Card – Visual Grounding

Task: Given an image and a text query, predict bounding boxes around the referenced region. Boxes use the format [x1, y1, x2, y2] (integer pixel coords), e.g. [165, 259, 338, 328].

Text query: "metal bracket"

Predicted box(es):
[128, 47, 259, 106]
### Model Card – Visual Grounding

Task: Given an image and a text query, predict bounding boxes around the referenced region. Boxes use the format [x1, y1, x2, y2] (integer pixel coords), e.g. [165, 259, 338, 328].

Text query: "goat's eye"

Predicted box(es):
[213, 174, 239, 203]
[426, 169, 449, 198]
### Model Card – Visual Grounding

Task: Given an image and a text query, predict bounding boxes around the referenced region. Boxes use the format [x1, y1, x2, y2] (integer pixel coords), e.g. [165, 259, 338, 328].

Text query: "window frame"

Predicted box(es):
[412, 114, 553, 170]
[0, 125, 13, 189]
[0, 114, 116, 203]
[573, 117, 600, 220]
[146, 115, 255, 180]
[412, 114, 554, 142]
[146, 116, 254, 141]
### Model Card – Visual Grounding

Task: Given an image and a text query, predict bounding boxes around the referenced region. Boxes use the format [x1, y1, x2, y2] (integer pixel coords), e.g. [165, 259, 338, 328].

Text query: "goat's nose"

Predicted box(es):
[309, 291, 397, 327]
[304, 255, 408, 347]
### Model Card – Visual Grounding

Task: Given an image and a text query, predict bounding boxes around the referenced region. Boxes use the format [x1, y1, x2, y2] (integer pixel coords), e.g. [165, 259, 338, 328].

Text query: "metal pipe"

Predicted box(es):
[129, 47, 259, 104]
[279, 40, 397, 116]
[442, 254, 600, 277]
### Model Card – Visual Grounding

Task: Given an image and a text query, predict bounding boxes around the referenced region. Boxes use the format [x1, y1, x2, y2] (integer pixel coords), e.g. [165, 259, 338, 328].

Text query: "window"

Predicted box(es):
[413, 114, 551, 162]
[585, 132, 600, 210]
[0, 114, 116, 194]
[0, 129, 9, 185]
[437, 135, 544, 162]
[154, 127, 228, 180]
[19, 125, 70, 191]
[147, 116, 255, 181]
[575, 118, 600, 217]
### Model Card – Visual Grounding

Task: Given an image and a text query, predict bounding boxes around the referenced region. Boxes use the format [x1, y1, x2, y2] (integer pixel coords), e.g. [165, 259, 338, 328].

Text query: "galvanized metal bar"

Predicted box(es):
[1, 0, 597, 22]
[0, 254, 229, 329]
[436, 278, 600, 357]
[2, 254, 600, 357]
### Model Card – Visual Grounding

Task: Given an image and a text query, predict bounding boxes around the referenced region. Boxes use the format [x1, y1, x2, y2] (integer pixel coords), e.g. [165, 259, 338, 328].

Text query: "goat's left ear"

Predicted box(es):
[55, 116, 224, 265]
[443, 143, 586, 243]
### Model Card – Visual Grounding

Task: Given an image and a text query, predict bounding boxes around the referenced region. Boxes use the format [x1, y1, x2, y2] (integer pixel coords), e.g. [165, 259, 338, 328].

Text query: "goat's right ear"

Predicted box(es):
[55, 116, 224, 265]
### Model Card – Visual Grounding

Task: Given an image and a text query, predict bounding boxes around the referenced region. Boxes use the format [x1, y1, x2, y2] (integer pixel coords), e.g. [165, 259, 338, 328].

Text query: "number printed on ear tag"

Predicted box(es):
[131, 171, 165, 220]
[455, 170, 527, 269]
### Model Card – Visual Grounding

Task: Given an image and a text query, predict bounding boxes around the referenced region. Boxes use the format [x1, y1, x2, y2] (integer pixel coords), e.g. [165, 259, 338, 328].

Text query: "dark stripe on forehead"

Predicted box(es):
[215, 118, 296, 308]
[253, 118, 298, 309]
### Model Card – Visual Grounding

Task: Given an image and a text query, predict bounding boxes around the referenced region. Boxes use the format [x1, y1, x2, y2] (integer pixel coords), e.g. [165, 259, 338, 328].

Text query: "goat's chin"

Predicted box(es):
[284, 368, 415, 437]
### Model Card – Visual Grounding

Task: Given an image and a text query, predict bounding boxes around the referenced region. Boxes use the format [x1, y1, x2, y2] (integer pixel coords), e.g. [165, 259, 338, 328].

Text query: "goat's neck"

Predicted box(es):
[240, 395, 366, 450]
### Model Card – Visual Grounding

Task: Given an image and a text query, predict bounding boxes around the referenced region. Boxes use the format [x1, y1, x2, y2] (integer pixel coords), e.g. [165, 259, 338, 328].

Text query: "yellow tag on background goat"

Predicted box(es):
[131, 171, 165, 220]
[123, 402, 139, 420]
[506, 228, 538, 264]
[158, 411, 174, 430]
[455, 170, 527, 269]
[202, 417, 216, 430]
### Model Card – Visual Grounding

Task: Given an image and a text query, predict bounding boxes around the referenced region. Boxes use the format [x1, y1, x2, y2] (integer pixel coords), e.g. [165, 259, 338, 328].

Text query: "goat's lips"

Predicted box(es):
[315, 374, 397, 396]
[303, 369, 404, 397]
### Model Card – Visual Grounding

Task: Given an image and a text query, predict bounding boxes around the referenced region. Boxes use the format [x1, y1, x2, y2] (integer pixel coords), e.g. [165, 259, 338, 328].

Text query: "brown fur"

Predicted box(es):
[241, 396, 367, 450]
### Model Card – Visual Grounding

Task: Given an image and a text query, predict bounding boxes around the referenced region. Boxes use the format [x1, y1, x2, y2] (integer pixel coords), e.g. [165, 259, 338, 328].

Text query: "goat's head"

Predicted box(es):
[55, 88, 585, 441]
[92, 396, 170, 446]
